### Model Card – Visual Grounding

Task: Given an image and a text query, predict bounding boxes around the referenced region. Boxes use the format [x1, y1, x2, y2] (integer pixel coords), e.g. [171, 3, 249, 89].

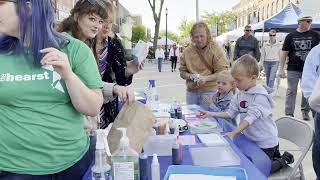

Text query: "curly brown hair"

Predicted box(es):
[57, 0, 109, 58]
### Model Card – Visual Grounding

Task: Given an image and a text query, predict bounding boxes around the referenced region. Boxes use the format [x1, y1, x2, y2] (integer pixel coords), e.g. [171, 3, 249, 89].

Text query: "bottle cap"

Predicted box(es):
[117, 128, 130, 147]
[152, 154, 159, 164]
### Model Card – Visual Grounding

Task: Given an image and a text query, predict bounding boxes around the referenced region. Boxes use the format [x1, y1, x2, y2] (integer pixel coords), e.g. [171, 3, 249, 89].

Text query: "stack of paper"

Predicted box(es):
[169, 174, 236, 180]
[197, 133, 227, 146]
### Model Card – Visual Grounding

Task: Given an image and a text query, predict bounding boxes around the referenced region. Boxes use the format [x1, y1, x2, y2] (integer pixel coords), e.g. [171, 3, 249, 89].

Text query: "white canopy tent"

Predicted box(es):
[157, 37, 176, 46]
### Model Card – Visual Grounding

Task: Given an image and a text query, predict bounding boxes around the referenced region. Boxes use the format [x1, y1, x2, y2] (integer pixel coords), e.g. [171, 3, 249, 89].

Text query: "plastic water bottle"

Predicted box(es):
[172, 139, 182, 165]
[139, 150, 148, 180]
[147, 80, 159, 111]
[151, 154, 160, 180]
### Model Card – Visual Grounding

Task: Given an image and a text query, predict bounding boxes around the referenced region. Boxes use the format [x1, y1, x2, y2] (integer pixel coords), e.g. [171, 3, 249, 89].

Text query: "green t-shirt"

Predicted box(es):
[0, 37, 103, 174]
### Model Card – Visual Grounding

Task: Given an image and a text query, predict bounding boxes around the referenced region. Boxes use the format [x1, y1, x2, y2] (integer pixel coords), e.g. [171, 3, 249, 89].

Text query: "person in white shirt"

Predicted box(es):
[169, 43, 180, 72]
[301, 44, 320, 179]
[260, 29, 282, 89]
[155, 45, 165, 72]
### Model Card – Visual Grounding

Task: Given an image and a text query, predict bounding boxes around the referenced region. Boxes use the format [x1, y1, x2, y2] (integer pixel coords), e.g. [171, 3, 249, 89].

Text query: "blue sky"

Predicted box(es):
[119, 0, 239, 34]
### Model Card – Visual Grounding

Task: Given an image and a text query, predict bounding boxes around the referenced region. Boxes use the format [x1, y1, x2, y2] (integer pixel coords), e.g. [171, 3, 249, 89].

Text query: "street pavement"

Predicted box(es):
[131, 60, 316, 180]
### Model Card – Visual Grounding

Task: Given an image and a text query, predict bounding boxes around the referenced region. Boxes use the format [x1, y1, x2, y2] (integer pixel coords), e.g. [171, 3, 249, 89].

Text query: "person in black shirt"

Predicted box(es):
[279, 16, 320, 120]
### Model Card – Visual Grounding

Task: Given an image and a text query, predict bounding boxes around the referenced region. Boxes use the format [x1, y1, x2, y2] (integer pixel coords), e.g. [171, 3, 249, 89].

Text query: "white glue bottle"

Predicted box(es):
[151, 154, 160, 180]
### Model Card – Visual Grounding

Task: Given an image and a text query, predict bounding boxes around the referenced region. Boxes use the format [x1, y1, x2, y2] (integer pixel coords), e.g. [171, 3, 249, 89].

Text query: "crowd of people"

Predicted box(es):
[1, 0, 320, 179]
[178, 16, 320, 179]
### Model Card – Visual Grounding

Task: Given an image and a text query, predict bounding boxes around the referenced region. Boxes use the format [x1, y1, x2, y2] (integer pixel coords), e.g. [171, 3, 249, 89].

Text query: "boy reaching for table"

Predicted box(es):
[199, 54, 294, 173]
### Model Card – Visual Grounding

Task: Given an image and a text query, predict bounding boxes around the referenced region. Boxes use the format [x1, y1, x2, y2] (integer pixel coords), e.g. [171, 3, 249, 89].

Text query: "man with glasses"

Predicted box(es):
[279, 16, 320, 120]
[233, 25, 261, 61]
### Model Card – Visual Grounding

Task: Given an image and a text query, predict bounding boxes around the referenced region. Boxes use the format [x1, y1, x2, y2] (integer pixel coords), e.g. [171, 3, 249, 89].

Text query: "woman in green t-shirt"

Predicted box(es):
[0, 0, 103, 179]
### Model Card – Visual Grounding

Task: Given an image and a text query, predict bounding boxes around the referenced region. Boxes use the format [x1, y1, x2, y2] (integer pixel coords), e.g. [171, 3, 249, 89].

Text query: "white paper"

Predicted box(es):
[197, 133, 227, 146]
[132, 40, 149, 64]
[169, 174, 236, 180]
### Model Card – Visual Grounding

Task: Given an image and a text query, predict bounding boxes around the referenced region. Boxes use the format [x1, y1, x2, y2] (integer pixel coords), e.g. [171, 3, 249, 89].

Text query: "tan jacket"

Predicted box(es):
[179, 41, 229, 92]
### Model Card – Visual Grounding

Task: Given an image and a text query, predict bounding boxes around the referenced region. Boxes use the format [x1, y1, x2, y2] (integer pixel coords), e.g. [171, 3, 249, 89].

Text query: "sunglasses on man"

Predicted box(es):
[269, 34, 276, 37]
[245, 29, 252, 32]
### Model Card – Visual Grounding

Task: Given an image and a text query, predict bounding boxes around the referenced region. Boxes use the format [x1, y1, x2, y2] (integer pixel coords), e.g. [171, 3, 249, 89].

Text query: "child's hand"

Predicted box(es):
[225, 131, 237, 140]
[198, 110, 211, 119]
[202, 95, 212, 105]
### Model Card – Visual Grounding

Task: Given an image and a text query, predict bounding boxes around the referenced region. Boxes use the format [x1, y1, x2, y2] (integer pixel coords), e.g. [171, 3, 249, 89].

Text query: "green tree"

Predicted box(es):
[131, 25, 147, 43]
[148, 0, 165, 50]
[201, 11, 237, 35]
[178, 17, 195, 39]
[159, 30, 180, 42]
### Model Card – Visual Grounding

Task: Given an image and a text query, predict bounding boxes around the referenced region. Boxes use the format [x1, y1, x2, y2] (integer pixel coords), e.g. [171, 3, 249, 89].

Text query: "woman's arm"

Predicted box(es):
[65, 73, 103, 116]
[309, 78, 320, 112]
[40, 48, 103, 116]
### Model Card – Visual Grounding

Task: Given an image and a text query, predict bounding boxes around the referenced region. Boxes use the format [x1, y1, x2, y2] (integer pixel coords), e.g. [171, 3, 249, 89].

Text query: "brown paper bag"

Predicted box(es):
[107, 101, 155, 155]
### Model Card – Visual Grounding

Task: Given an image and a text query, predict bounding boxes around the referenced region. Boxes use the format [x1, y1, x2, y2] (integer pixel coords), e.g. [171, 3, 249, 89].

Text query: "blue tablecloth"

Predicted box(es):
[82, 118, 270, 180]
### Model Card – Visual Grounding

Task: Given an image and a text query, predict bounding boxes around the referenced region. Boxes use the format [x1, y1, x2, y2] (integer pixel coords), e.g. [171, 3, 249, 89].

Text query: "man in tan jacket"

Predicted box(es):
[179, 22, 229, 109]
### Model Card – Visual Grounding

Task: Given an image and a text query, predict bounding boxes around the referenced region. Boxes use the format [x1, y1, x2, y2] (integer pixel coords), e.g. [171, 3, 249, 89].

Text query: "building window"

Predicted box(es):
[267, 4, 269, 18]
[276, 0, 279, 12]
[271, 2, 274, 15]
[262, 7, 264, 20]
[282, 0, 284, 8]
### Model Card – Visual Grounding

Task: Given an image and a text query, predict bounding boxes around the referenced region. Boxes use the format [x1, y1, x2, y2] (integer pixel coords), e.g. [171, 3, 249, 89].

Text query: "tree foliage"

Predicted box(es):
[132, 25, 147, 43]
[148, 0, 165, 49]
[201, 11, 237, 35]
[159, 30, 180, 42]
[178, 17, 195, 39]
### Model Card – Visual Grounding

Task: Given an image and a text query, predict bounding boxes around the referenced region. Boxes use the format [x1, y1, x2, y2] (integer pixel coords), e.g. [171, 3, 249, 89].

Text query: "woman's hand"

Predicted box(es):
[113, 84, 135, 102]
[40, 48, 73, 80]
[126, 60, 144, 76]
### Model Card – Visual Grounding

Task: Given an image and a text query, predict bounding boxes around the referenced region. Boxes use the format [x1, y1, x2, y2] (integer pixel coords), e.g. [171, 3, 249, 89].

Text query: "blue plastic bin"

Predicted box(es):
[164, 165, 248, 180]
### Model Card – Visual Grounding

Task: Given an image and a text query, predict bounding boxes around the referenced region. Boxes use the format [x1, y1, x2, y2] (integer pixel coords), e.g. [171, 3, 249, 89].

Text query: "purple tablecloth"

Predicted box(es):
[82, 118, 270, 180]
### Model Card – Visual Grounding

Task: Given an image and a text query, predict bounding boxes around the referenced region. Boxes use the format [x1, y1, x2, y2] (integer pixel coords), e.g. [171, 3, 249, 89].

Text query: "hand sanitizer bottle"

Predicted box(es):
[111, 128, 140, 180]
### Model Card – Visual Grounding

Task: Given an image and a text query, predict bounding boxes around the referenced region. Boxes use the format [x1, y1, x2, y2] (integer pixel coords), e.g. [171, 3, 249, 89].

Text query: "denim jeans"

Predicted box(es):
[186, 91, 215, 110]
[263, 61, 279, 89]
[157, 58, 163, 72]
[285, 71, 310, 115]
[313, 112, 320, 180]
[0, 137, 95, 180]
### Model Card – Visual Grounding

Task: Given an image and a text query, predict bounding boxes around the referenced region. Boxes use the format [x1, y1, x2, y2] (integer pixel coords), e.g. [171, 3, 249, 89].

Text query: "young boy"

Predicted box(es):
[200, 54, 294, 173]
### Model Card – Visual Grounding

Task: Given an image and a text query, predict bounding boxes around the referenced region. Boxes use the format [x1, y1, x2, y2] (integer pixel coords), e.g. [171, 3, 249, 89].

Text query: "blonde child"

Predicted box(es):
[202, 70, 237, 126]
[200, 54, 294, 173]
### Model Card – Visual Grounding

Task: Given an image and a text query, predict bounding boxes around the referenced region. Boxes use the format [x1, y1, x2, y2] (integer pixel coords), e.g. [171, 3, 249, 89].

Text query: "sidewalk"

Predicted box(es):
[132, 62, 316, 180]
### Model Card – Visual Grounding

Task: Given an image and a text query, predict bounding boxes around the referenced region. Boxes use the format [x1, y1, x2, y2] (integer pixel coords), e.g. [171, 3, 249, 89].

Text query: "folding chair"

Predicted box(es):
[269, 117, 314, 180]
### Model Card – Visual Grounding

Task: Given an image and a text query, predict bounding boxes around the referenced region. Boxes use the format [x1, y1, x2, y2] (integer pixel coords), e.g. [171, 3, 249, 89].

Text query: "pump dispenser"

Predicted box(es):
[111, 128, 140, 180]
[92, 129, 111, 180]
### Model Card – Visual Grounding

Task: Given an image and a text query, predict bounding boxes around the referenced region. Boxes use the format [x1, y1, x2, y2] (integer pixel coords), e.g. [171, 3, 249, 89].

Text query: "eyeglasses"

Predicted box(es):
[269, 34, 276, 37]
[299, 20, 312, 24]
[245, 29, 252, 32]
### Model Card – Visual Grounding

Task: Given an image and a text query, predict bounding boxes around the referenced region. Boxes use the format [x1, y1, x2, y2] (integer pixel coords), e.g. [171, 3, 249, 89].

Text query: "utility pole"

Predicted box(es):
[196, 0, 199, 21]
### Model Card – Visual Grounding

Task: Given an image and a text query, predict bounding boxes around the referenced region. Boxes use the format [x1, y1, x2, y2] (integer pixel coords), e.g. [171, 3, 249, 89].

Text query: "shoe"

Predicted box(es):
[302, 111, 310, 121]
[172, 69, 173, 72]
[282, 151, 294, 164]
[285, 114, 294, 117]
